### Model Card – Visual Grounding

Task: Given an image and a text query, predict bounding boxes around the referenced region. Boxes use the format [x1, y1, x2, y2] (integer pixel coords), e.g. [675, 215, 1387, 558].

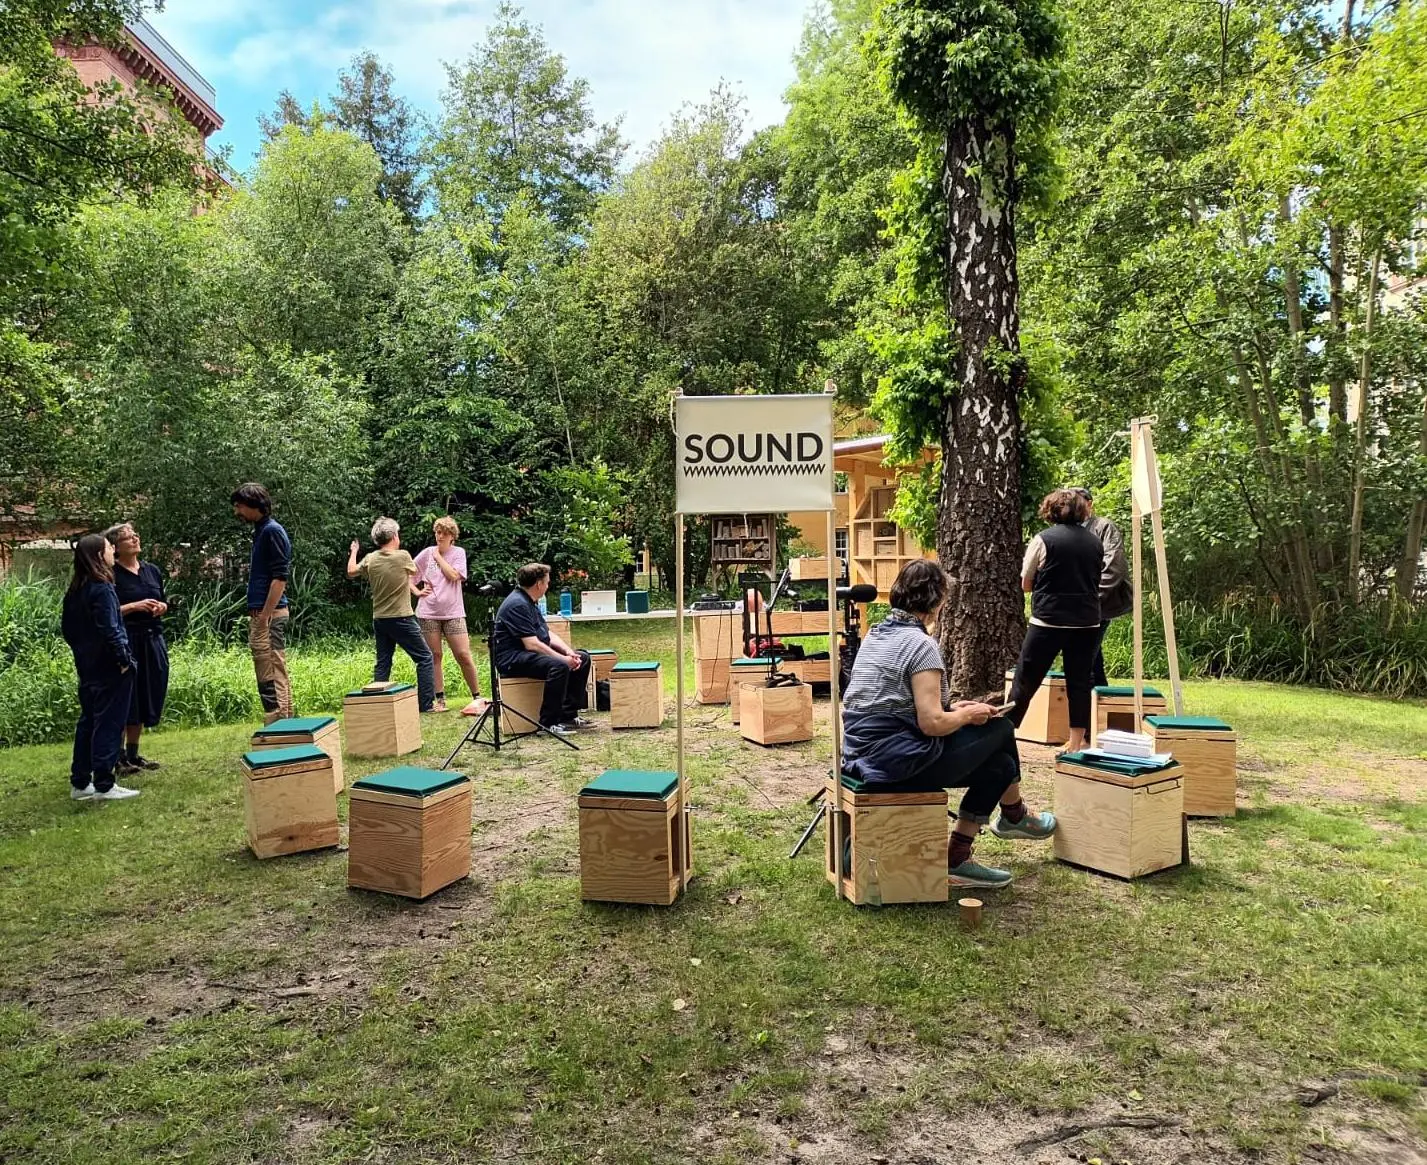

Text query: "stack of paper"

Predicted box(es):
[1096, 729, 1155, 758]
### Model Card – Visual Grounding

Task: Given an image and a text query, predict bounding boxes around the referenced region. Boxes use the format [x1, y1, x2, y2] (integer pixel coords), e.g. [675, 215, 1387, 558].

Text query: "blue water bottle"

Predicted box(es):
[560, 589, 573, 617]
[537, 593, 547, 614]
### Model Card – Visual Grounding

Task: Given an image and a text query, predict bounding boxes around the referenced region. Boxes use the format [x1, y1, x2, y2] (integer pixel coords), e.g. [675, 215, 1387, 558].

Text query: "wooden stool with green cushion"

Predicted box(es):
[730, 657, 773, 726]
[348, 766, 472, 899]
[1146, 715, 1238, 816]
[251, 715, 344, 793]
[343, 683, 421, 757]
[239, 744, 339, 859]
[609, 662, 662, 729]
[586, 647, 619, 682]
[1003, 667, 1068, 744]
[578, 770, 688, 905]
[1091, 684, 1167, 743]
[823, 773, 948, 906]
[1053, 751, 1186, 879]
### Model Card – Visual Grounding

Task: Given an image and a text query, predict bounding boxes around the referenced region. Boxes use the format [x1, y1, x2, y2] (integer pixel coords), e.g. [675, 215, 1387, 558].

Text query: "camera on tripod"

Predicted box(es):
[472, 579, 513, 598]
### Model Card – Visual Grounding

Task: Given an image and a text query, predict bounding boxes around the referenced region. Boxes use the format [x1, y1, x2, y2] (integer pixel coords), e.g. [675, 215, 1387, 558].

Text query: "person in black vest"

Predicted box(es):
[103, 523, 170, 773]
[1072, 487, 1133, 688]
[492, 563, 593, 738]
[1007, 489, 1104, 753]
[61, 534, 141, 801]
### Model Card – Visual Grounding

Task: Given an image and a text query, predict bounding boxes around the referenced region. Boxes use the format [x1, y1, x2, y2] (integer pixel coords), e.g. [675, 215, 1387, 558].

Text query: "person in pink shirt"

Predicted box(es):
[414, 517, 488, 715]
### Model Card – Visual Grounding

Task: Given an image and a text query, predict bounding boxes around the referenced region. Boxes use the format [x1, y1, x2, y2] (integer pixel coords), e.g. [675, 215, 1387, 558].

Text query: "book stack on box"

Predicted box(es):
[1096, 729, 1155, 759]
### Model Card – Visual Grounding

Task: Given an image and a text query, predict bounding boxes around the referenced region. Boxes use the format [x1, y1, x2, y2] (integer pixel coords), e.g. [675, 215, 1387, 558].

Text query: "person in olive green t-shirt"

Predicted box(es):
[346, 518, 436, 712]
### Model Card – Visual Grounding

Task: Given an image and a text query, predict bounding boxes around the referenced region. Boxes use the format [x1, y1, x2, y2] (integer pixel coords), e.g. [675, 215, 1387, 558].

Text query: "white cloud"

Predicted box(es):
[149, 0, 810, 166]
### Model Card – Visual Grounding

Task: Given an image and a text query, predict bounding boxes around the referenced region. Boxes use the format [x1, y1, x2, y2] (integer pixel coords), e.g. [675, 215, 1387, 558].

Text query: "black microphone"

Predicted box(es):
[836, 584, 878, 604]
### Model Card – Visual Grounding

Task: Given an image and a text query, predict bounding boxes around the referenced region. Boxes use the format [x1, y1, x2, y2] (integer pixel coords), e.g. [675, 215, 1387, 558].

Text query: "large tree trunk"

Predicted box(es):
[935, 119, 1024, 699]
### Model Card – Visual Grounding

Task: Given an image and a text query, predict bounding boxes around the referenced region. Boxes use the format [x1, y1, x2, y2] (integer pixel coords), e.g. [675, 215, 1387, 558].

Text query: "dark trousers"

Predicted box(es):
[72, 669, 135, 792]
[373, 616, 436, 712]
[1091, 620, 1112, 688]
[499, 649, 592, 727]
[1008, 623, 1101, 733]
[868, 717, 1021, 823]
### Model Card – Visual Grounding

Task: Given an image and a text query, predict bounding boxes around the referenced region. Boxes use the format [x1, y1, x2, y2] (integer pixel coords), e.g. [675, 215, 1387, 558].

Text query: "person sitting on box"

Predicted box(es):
[493, 563, 593, 738]
[1007, 489, 1104, 753]
[840, 560, 1055, 889]
[346, 518, 436, 714]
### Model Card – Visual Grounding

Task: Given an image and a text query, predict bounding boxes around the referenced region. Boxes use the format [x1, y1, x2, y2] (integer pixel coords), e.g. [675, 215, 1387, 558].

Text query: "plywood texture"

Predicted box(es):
[1052, 764, 1185, 879]
[696, 657, 731, 705]
[782, 658, 832, 684]
[693, 612, 741, 662]
[768, 610, 834, 636]
[823, 779, 948, 905]
[497, 675, 545, 737]
[579, 790, 683, 905]
[610, 667, 663, 729]
[250, 721, 344, 793]
[545, 615, 573, 645]
[1004, 669, 1069, 746]
[740, 682, 813, 745]
[590, 651, 619, 681]
[347, 782, 472, 899]
[1148, 727, 1237, 816]
[788, 557, 832, 581]
[1092, 692, 1168, 743]
[343, 689, 421, 758]
[241, 757, 339, 860]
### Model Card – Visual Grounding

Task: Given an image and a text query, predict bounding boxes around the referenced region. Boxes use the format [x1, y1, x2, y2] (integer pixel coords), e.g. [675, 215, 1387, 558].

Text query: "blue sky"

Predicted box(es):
[149, 0, 814, 176]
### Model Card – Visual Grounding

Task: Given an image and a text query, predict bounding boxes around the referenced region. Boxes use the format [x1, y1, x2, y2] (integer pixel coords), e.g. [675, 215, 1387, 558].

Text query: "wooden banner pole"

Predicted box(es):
[828, 508, 845, 899]
[1131, 422, 1145, 732]
[675, 511, 690, 889]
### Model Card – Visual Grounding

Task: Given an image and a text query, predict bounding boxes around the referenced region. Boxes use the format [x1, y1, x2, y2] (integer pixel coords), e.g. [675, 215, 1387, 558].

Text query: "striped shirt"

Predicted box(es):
[841, 614, 948, 715]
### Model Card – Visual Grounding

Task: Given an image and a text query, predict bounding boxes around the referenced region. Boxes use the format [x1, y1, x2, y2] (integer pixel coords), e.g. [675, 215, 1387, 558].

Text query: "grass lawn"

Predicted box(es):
[1, 621, 1424, 1164]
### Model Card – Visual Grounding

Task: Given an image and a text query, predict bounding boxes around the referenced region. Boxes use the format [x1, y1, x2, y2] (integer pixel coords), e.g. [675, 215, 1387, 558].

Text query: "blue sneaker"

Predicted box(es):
[991, 810, 1056, 840]
[948, 859, 1013, 889]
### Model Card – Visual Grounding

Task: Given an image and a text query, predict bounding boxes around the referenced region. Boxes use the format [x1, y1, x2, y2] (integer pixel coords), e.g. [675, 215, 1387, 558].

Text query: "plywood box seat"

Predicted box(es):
[1092, 684, 1168, 742]
[343, 683, 421, 758]
[1004, 668, 1068, 745]
[348, 766, 472, 899]
[1052, 751, 1186, 879]
[610, 661, 663, 729]
[1146, 715, 1238, 817]
[729, 658, 774, 724]
[824, 774, 948, 905]
[579, 769, 689, 905]
[239, 744, 339, 859]
[739, 679, 813, 746]
[496, 674, 546, 737]
[251, 715, 343, 793]
[586, 648, 619, 681]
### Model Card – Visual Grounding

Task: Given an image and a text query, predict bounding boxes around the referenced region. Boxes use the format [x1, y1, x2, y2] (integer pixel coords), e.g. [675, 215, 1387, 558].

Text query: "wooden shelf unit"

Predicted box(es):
[849, 486, 926, 594]
[711, 514, 775, 568]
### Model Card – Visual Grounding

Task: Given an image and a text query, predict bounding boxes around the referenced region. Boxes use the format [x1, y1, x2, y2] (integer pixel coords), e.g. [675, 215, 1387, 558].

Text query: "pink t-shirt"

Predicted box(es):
[413, 546, 467, 621]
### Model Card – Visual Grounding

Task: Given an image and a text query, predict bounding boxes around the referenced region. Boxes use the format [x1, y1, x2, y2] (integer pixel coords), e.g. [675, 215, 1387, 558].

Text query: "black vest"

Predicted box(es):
[1032, 523, 1103, 626]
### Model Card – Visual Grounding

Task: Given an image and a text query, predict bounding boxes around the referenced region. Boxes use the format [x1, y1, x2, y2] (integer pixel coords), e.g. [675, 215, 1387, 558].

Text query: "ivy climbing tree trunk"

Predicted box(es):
[935, 123, 1025, 696]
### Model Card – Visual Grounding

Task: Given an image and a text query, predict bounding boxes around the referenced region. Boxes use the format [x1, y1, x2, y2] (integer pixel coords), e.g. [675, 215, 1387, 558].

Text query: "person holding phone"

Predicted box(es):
[413, 516, 487, 716]
[347, 518, 436, 713]
[61, 534, 141, 801]
[840, 560, 1056, 889]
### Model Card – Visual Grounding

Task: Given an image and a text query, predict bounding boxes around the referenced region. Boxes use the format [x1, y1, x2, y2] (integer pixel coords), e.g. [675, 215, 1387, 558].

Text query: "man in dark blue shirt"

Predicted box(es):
[493, 563, 592, 736]
[232, 482, 294, 723]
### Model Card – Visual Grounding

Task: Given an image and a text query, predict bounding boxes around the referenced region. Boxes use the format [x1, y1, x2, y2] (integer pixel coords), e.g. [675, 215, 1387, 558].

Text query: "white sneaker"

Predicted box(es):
[70, 784, 95, 800]
[545, 724, 574, 738]
[93, 784, 141, 801]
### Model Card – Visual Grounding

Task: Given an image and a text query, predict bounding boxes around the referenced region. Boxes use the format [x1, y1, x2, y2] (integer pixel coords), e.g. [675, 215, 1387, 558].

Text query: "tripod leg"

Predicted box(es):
[441, 704, 498, 769]
[788, 801, 828, 860]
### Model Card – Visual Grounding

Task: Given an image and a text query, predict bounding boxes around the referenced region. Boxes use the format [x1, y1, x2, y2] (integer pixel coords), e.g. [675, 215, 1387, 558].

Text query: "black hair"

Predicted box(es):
[889, 559, 948, 616]
[68, 533, 114, 594]
[230, 482, 272, 515]
[516, 562, 551, 589]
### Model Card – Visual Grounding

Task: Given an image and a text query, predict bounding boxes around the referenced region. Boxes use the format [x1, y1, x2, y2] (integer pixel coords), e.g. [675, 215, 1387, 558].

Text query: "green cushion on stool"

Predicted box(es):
[1146, 715, 1232, 732]
[1094, 684, 1164, 698]
[243, 744, 327, 768]
[352, 766, 466, 797]
[732, 657, 774, 667]
[612, 661, 659, 672]
[586, 648, 616, 656]
[1060, 750, 1176, 775]
[345, 683, 416, 698]
[253, 716, 336, 735]
[581, 769, 678, 799]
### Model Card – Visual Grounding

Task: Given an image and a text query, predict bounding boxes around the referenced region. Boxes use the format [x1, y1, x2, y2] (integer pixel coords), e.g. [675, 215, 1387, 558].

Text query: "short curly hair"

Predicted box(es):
[889, 559, 948, 616]
[433, 516, 459, 539]
[1038, 489, 1090, 525]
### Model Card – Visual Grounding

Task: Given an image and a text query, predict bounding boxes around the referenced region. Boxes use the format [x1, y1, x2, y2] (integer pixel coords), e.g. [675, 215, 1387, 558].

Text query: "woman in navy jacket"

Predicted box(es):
[61, 534, 141, 801]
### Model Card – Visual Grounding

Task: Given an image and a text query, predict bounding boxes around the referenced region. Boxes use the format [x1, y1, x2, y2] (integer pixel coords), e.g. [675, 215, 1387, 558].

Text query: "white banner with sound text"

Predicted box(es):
[675, 394, 836, 514]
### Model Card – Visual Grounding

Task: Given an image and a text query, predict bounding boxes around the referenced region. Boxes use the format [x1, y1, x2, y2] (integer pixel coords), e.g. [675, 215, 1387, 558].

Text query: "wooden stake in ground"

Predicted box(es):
[1129, 417, 1184, 721]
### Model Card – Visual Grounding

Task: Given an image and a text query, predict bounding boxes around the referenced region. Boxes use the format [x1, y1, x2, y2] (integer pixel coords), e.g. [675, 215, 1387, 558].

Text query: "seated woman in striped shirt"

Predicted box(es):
[840, 560, 1056, 889]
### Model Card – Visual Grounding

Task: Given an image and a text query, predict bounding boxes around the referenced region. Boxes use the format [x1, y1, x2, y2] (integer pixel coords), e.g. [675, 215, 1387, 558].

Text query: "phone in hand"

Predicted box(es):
[992, 701, 1016, 716]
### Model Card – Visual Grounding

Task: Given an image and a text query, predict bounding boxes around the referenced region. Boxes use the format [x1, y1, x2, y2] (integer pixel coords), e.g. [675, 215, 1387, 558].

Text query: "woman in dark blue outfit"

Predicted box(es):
[61, 534, 141, 801]
[104, 523, 169, 772]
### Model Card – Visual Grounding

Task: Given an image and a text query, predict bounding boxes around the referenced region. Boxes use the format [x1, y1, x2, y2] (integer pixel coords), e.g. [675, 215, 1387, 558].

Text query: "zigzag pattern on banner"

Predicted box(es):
[682, 463, 828, 478]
